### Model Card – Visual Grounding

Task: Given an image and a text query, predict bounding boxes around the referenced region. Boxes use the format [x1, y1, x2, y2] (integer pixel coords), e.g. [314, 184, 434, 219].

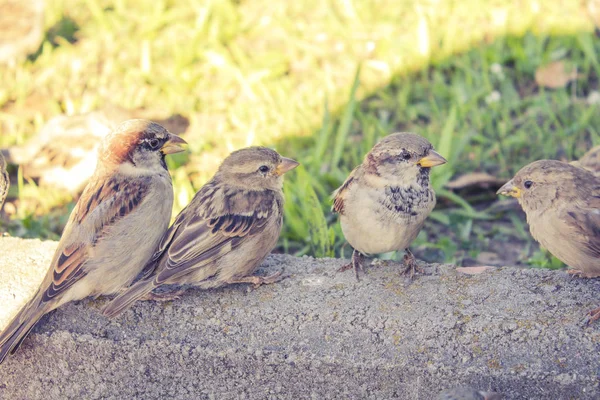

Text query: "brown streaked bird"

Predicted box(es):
[103, 147, 298, 318]
[0, 151, 8, 210]
[332, 132, 447, 279]
[437, 387, 502, 400]
[0, 119, 186, 363]
[1, 109, 129, 193]
[497, 160, 600, 322]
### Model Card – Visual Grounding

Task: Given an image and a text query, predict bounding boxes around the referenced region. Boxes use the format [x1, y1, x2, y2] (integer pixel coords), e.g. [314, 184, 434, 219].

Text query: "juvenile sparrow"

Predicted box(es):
[0, 151, 8, 210]
[497, 160, 600, 322]
[437, 387, 502, 400]
[332, 132, 447, 279]
[103, 147, 298, 318]
[0, 119, 186, 363]
[2, 110, 128, 193]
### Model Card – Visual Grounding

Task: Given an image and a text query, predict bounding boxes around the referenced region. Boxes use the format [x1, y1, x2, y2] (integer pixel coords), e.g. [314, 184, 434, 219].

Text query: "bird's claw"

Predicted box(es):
[227, 269, 285, 288]
[402, 250, 423, 280]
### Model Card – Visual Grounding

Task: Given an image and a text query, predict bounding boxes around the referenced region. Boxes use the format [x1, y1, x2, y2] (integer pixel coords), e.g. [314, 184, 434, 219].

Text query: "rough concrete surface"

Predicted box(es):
[0, 237, 599, 400]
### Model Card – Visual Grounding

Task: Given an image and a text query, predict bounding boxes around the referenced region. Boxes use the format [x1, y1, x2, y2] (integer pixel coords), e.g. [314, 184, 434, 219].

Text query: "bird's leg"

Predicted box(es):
[337, 250, 365, 280]
[402, 248, 423, 279]
[588, 306, 600, 324]
[140, 289, 187, 302]
[226, 269, 284, 288]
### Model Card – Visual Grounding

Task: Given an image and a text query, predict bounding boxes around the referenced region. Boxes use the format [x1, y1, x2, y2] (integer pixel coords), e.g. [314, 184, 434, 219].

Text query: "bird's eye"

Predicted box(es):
[524, 180, 533, 189]
[258, 165, 270, 173]
[402, 153, 412, 160]
[148, 138, 161, 149]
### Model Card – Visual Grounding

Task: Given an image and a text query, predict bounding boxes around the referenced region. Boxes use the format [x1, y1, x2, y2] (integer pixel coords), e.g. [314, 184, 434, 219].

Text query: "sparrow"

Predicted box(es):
[0, 119, 186, 363]
[332, 132, 447, 279]
[102, 147, 298, 318]
[2, 109, 129, 193]
[0, 0, 44, 65]
[571, 145, 600, 176]
[497, 160, 600, 322]
[437, 387, 502, 400]
[0, 151, 8, 210]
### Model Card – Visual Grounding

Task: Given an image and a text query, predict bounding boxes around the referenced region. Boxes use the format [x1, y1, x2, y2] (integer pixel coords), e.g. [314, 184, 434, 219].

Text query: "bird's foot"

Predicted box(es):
[337, 251, 365, 281]
[402, 249, 423, 280]
[587, 306, 600, 325]
[227, 269, 285, 288]
[337, 263, 353, 273]
[567, 268, 585, 277]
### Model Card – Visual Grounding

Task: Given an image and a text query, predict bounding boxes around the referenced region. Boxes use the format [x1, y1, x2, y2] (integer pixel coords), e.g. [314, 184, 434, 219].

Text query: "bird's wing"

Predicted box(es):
[150, 183, 281, 285]
[332, 166, 360, 214]
[563, 206, 600, 260]
[560, 180, 600, 259]
[38, 173, 152, 303]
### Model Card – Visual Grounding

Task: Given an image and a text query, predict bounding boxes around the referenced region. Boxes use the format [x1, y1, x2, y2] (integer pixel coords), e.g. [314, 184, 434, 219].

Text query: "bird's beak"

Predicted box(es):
[417, 150, 447, 168]
[161, 134, 187, 155]
[275, 157, 300, 176]
[496, 179, 521, 198]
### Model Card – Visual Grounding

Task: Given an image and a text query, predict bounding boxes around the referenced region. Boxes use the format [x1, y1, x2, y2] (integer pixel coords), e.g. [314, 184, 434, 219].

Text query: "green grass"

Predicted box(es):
[0, 0, 598, 268]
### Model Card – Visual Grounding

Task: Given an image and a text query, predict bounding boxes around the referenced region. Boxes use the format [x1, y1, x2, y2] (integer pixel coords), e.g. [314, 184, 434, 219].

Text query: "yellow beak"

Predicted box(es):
[496, 179, 521, 198]
[417, 150, 447, 168]
[160, 134, 187, 155]
[275, 157, 300, 176]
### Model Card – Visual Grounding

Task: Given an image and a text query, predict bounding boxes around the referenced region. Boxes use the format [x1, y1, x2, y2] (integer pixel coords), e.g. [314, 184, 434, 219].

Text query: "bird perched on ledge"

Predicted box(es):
[103, 146, 298, 318]
[332, 132, 447, 279]
[498, 160, 600, 323]
[0, 120, 186, 363]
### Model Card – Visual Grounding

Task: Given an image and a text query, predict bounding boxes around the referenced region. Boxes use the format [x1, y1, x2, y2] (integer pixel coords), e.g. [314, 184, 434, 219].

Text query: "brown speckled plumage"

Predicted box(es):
[103, 147, 298, 318]
[332, 132, 446, 279]
[0, 120, 185, 363]
[498, 159, 600, 322]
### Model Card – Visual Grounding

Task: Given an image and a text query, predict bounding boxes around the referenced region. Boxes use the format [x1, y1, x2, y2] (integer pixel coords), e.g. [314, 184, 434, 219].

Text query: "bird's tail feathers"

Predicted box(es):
[102, 279, 155, 318]
[0, 303, 46, 364]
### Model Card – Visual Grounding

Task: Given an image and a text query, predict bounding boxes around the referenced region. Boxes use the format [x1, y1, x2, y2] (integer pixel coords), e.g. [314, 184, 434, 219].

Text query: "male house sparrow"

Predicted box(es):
[332, 133, 447, 279]
[437, 387, 502, 400]
[103, 147, 298, 318]
[0, 120, 186, 363]
[1, 110, 128, 193]
[497, 160, 600, 322]
[0, 151, 8, 210]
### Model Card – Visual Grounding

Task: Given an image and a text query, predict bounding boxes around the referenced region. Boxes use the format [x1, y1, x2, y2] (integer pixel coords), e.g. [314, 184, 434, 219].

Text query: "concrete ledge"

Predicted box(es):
[0, 238, 599, 399]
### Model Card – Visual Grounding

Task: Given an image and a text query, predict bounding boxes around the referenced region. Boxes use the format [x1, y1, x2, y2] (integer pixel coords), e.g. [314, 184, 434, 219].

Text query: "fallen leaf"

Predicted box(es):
[534, 61, 578, 89]
[456, 266, 495, 275]
[446, 172, 505, 190]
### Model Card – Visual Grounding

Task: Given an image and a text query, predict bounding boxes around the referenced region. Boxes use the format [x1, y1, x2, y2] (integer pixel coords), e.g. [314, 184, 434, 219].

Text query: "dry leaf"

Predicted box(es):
[534, 61, 578, 89]
[446, 172, 505, 190]
[456, 266, 495, 275]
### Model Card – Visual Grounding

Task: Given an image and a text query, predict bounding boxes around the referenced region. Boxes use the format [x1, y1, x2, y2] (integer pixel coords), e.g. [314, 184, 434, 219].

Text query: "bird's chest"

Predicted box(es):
[341, 185, 435, 254]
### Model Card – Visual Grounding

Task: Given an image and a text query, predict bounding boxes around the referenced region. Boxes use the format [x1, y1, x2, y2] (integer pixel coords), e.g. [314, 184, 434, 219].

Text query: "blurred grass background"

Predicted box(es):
[1, 0, 599, 269]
